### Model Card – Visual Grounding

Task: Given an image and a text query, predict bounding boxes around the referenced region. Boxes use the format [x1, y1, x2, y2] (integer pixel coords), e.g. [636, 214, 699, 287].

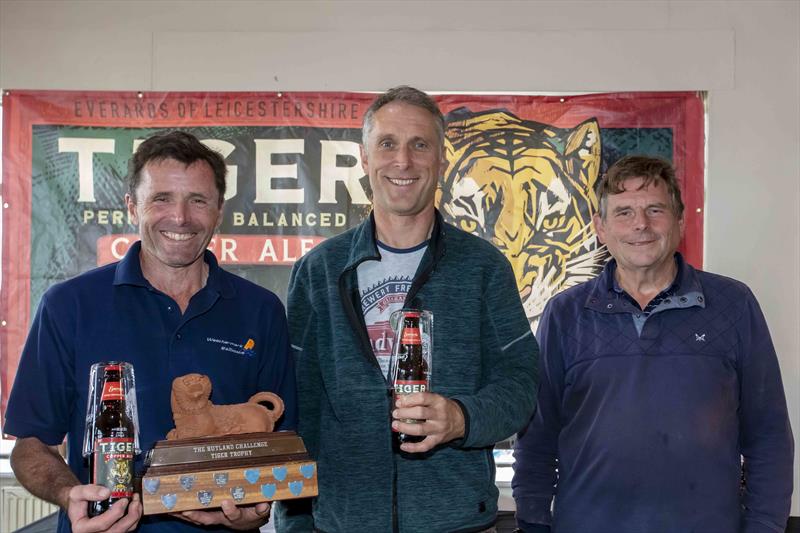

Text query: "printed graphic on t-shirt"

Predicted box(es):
[361, 278, 413, 376]
[357, 242, 427, 379]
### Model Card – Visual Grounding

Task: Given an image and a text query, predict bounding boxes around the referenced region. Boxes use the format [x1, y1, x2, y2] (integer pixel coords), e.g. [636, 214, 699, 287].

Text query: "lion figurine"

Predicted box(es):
[166, 373, 284, 440]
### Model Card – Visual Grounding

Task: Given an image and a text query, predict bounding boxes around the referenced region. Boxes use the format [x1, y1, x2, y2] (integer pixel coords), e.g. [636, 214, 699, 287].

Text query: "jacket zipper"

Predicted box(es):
[338, 211, 447, 532]
[391, 388, 399, 533]
[403, 213, 446, 307]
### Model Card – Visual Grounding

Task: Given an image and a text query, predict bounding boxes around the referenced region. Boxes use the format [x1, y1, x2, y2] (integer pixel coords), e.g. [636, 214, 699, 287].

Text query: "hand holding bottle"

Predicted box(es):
[392, 392, 465, 453]
[66, 484, 142, 533]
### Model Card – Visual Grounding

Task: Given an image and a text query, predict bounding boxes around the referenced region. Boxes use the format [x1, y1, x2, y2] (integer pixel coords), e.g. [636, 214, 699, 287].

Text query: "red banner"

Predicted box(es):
[0, 90, 705, 426]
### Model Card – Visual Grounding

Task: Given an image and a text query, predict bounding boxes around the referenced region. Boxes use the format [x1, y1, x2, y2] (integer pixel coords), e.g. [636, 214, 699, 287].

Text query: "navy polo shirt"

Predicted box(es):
[6, 241, 297, 533]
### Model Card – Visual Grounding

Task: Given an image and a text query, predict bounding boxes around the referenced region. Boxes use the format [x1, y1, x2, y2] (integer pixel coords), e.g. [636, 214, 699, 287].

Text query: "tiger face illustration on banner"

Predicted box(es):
[437, 108, 608, 330]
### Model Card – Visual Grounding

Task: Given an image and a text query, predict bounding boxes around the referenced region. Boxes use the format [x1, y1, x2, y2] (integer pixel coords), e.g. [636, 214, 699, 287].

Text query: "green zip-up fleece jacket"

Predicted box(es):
[275, 210, 538, 533]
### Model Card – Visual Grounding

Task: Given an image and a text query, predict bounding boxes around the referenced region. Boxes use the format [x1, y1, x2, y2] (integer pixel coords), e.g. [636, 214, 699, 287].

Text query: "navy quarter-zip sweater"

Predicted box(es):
[513, 254, 793, 533]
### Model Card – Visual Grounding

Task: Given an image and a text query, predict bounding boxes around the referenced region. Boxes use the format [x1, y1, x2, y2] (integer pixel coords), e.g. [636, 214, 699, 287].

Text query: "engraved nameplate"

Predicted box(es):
[145, 431, 307, 467]
[141, 431, 317, 515]
[145, 432, 306, 466]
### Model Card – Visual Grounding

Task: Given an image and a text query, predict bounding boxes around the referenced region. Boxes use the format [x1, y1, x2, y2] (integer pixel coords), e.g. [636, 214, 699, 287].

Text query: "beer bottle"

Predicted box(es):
[393, 312, 429, 446]
[89, 363, 135, 516]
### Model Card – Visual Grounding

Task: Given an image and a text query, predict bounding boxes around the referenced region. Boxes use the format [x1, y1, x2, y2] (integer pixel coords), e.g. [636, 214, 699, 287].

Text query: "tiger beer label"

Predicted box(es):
[101, 381, 123, 401]
[394, 380, 427, 394]
[94, 437, 134, 498]
[401, 327, 421, 345]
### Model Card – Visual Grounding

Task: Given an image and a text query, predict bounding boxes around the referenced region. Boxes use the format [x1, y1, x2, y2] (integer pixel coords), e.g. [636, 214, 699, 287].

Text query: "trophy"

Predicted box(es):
[140, 373, 317, 515]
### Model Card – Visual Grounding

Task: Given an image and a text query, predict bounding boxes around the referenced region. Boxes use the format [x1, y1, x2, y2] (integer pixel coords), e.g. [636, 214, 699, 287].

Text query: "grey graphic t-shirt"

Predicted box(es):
[357, 240, 428, 378]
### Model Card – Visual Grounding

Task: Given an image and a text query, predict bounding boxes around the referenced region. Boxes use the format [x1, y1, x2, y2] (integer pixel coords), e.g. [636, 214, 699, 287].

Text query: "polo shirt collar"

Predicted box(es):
[204, 250, 235, 299]
[113, 240, 235, 299]
[113, 241, 149, 287]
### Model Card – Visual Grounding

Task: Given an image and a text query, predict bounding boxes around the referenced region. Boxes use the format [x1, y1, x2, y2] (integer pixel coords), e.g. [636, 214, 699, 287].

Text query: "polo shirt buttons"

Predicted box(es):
[167, 306, 173, 312]
[176, 333, 182, 340]
[606, 303, 613, 309]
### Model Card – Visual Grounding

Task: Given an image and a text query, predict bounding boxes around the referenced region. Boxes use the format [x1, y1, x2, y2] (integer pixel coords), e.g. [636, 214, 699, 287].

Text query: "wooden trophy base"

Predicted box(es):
[141, 431, 317, 515]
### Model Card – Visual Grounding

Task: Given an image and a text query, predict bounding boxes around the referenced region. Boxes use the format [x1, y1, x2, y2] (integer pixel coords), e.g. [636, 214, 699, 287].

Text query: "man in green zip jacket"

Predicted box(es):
[275, 86, 538, 533]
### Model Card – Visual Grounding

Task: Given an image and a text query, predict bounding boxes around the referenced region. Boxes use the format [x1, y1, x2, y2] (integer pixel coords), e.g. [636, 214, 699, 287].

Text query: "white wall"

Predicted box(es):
[1, 0, 798, 515]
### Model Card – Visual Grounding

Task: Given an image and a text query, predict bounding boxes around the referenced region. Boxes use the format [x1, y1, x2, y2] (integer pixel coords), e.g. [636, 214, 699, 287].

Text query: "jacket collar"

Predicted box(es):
[428, 209, 447, 266]
[113, 240, 235, 299]
[339, 208, 447, 371]
[585, 252, 706, 313]
[343, 212, 381, 270]
[344, 209, 446, 271]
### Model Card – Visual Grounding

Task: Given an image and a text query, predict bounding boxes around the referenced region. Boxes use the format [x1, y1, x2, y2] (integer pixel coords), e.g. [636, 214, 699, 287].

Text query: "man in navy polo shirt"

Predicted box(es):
[5, 131, 297, 533]
[512, 156, 793, 532]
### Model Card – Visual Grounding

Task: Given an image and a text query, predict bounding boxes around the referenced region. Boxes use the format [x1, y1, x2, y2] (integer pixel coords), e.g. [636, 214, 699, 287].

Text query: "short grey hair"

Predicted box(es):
[361, 86, 445, 150]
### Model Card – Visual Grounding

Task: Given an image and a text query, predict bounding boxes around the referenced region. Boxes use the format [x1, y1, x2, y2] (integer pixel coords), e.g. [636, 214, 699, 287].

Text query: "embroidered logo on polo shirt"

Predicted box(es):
[206, 337, 257, 357]
[243, 338, 256, 357]
[695, 333, 706, 342]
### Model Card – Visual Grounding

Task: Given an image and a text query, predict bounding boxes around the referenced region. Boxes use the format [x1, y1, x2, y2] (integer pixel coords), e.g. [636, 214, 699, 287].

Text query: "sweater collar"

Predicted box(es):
[586, 252, 705, 313]
[345, 209, 446, 270]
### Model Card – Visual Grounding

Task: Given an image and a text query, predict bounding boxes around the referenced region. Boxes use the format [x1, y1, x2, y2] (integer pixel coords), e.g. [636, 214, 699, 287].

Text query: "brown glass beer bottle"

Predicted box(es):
[88, 363, 135, 516]
[393, 312, 429, 446]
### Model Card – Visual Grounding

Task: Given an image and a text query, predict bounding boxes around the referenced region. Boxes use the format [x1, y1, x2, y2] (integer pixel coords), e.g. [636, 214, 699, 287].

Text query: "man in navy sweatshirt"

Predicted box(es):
[512, 155, 793, 533]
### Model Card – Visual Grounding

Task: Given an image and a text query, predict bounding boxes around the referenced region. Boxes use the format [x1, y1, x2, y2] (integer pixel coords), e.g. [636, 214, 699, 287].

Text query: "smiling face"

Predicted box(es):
[593, 176, 684, 279]
[126, 158, 222, 276]
[360, 101, 447, 224]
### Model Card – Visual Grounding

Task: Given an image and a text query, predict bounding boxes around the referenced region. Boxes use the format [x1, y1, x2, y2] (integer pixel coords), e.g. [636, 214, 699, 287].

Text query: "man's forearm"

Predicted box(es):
[10, 437, 80, 509]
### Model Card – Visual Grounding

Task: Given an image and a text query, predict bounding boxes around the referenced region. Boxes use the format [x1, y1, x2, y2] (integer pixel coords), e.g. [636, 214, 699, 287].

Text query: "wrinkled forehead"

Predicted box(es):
[134, 158, 221, 205]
